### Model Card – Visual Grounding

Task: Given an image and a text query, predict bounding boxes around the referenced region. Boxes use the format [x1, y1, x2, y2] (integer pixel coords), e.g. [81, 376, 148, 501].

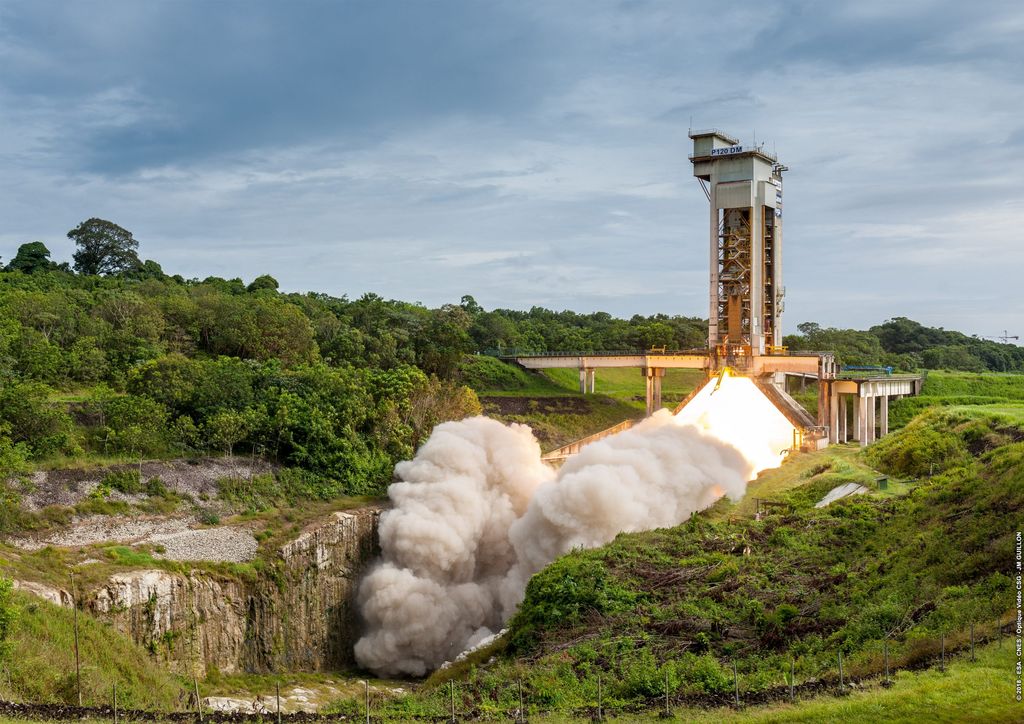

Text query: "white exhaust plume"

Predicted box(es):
[355, 405, 764, 676]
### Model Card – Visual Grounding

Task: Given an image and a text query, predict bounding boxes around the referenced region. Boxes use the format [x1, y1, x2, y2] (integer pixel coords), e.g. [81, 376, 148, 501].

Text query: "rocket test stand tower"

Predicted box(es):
[689, 129, 786, 366]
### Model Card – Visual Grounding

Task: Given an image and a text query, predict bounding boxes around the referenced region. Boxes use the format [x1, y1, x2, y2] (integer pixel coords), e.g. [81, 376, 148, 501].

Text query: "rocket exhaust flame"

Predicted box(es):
[355, 376, 795, 676]
[673, 370, 798, 471]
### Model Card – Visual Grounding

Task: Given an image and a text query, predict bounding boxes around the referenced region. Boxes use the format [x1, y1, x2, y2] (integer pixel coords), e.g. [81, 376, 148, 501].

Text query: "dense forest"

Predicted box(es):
[0, 217, 1020, 500]
[784, 320, 1024, 372]
[0, 219, 707, 498]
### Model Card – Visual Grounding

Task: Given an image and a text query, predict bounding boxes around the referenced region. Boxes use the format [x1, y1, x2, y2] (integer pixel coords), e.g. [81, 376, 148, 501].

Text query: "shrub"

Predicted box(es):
[101, 469, 142, 495]
[507, 554, 638, 652]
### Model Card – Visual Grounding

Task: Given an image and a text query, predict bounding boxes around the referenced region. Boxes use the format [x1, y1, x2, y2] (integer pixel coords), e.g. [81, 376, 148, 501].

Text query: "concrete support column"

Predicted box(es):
[579, 368, 587, 394]
[865, 395, 876, 445]
[852, 395, 861, 442]
[588, 369, 596, 394]
[642, 367, 665, 417]
[838, 394, 848, 443]
[856, 393, 872, 444]
[828, 383, 839, 444]
[880, 394, 889, 437]
[817, 378, 828, 428]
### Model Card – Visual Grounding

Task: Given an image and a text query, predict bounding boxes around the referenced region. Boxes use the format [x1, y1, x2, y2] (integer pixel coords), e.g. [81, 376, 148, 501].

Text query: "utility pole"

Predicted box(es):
[70, 571, 81, 707]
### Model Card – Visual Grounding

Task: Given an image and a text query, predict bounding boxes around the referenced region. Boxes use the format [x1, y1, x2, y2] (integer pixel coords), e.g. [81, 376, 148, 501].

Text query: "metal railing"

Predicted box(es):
[482, 348, 710, 359]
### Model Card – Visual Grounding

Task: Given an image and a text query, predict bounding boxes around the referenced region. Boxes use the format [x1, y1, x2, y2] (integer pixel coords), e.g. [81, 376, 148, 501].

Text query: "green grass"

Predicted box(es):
[389, 407, 1022, 718]
[674, 641, 1018, 723]
[461, 355, 706, 403]
[947, 403, 1024, 423]
[539, 367, 705, 403]
[706, 444, 888, 521]
[0, 591, 185, 709]
[481, 396, 645, 450]
[920, 370, 1024, 399]
[465, 356, 707, 450]
[0, 642, 1016, 722]
[460, 355, 571, 396]
[884, 370, 1024, 430]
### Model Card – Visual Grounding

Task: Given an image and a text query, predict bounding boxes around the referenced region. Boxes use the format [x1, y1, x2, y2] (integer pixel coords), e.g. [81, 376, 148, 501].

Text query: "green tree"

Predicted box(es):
[68, 218, 141, 275]
[204, 409, 252, 457]
[247, 274, 279, 293]
[405, 374, 482, 448]
[99, 394, 169, 457]
[123, 259, 167, 281]
[7, 241, 55, 274]
[0, 382, 75, 457]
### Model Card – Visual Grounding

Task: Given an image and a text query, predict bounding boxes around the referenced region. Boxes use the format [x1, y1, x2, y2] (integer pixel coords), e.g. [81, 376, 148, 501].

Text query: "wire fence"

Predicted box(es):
[0, 617, 1014, 722]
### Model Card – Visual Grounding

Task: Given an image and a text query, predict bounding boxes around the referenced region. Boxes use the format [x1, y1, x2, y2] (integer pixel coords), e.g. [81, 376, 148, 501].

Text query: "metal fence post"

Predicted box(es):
[194, 678, 203, 722]
[664, 667, 670, 716]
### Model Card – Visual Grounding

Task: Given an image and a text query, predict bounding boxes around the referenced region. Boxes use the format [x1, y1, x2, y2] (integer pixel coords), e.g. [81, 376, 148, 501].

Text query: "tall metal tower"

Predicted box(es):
[689, 130, 787, 362]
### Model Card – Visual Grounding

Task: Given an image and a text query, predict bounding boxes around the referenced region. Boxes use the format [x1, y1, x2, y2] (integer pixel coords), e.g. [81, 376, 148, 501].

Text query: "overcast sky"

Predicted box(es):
[1, 1, 1022, 336]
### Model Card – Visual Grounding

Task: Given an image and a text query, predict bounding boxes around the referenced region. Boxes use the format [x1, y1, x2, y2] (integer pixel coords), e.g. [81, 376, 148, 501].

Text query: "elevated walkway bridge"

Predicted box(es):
[493, 350, 921, 459]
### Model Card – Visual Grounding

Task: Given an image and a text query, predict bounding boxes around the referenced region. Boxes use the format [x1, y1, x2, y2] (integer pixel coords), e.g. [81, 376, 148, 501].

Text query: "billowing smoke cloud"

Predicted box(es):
[354, 410, 756, 676]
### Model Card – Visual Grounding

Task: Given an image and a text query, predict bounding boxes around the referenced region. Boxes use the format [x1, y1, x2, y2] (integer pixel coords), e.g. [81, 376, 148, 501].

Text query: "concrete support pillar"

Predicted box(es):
[880, 394, 889, 437]
[852, 395, 861, 442]
[865, 395, 876, 445]
[642, 367, 665, 417]
[817, 378, 827, 428]
[838, 395, 848, 443]
[579, 368, 587, 394]
[828, 383, 839, 444]
[588, 369, 596, 394]
[856, 393, 872, 444]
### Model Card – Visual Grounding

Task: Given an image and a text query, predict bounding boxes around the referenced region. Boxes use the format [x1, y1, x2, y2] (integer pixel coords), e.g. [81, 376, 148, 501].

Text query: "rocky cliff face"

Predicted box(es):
[85, 507, 380, 676]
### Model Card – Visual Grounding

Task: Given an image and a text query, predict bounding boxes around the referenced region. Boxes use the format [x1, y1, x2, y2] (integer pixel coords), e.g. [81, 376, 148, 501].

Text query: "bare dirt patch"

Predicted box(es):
[480, 396, 593, 415]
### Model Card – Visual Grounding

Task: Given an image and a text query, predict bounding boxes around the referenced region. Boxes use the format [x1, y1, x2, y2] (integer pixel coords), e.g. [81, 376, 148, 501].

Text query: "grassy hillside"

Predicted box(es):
[674, 641, 1017, 723]
[361, 406, 1022, 719]
[461, 355, 707, 449]
[888, 370, 1024, 429]
[0, 591, 185, 709]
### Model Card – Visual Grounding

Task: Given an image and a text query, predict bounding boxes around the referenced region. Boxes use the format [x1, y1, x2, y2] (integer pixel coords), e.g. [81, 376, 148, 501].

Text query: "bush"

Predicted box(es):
[458, 355, 533, 391]
[508, 554, 638, 652]
[0, 382, 75, 457]
[100, 469, 142, 495]
[866, 410, 971, 477]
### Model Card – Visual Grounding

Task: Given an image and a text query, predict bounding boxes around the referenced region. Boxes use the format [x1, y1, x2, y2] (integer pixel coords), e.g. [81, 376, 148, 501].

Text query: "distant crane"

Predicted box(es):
[981, 330, 1020, 344]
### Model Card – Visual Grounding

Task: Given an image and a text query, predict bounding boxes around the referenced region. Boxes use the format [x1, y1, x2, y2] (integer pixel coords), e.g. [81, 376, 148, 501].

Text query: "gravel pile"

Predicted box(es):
[150, 526, 258, 563]
[9, 514, 258, 563]
[16, 457, 277, 511]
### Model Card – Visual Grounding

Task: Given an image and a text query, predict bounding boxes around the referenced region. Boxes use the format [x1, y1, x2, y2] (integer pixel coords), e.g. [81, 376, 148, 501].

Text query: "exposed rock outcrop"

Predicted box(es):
[83, 506, 380, 675]
[12, 580, 73, 608]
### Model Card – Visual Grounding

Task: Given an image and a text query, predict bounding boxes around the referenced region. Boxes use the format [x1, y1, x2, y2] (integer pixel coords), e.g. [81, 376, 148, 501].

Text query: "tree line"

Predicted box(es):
[0, 218, 707, 496]
[1, 217, 1018, 491]
[784, 320, 1024, 372]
